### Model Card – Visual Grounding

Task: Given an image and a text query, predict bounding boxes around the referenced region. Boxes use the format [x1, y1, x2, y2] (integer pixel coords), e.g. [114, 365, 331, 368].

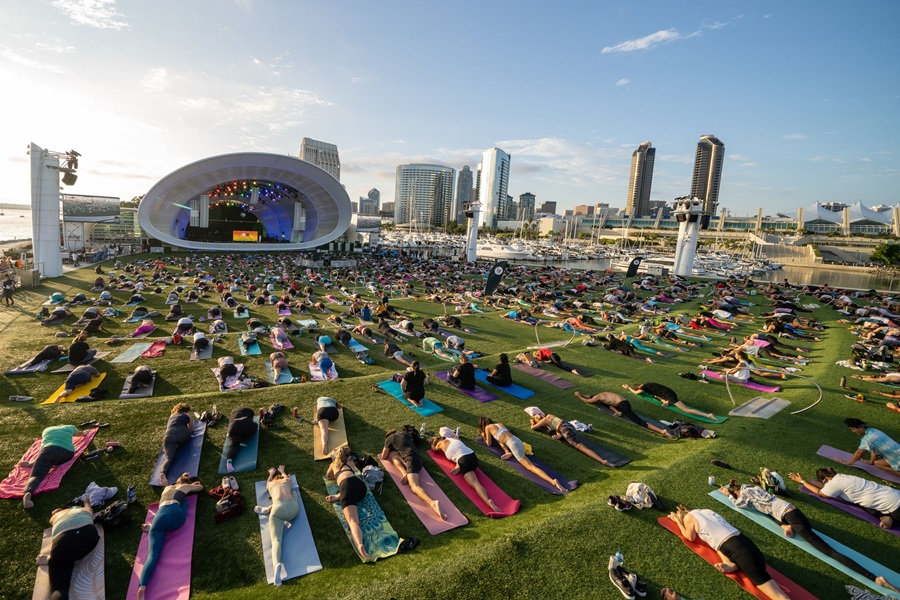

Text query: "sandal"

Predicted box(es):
[78, 420, 97, 428]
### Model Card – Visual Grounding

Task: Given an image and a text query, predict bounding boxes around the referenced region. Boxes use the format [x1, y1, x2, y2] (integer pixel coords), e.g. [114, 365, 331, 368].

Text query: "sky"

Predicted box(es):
[1, 0, 898, 218]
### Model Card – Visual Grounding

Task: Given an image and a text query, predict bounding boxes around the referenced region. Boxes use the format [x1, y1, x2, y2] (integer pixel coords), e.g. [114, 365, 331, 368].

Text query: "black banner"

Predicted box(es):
[484, 261, 508, 296]
[625, 256, 643, 278]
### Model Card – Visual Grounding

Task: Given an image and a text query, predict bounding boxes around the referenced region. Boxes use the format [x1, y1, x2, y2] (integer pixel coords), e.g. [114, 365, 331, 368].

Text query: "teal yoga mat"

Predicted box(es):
[376, 379, 443, 416]
[255, 475, 322, 584]
[265, 360, 294, 384]
[628, 390, 727, 424]
[218, 416, 260, 474]
[709, 489, 900, 596]
[239, 334, 262, 356]
[109, 342, 153, 363]
[324, 477, 400, 561]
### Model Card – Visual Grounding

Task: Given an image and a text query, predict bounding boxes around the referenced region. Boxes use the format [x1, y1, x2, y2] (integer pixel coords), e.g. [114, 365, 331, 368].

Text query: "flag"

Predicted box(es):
[484, 261, 508, 296]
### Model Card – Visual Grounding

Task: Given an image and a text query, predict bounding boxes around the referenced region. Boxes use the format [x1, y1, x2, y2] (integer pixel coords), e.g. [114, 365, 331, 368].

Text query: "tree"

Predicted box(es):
[871, 242, 900, 265]
[120, 194, 143, 208]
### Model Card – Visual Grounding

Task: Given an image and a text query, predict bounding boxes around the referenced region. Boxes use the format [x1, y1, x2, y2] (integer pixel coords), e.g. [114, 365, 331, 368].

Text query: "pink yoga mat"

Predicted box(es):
[700, 370, 781, 393]
[278, 307, 292, 316]
[816, 445, 900, 485]
[270, 332, 294, 350]
[379, 458, 468, 534]
[127, 494, 197, 600]
[427, 450, 520, 518]
[0, 428, 98, 499]
[141, 340, 167, 358]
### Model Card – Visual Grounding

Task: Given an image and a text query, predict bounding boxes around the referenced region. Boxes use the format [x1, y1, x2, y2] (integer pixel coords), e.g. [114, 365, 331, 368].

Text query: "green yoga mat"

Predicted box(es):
[709, 489, 900, 596]
[323, 476, 400, 562]
[217, 416, 260, 474]
[628, 390, 727, 424]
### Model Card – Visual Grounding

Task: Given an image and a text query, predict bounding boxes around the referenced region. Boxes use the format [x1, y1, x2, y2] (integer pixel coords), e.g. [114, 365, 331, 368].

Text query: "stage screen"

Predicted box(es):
[233, 230, 259, 242]
[61, 194, 120, 223]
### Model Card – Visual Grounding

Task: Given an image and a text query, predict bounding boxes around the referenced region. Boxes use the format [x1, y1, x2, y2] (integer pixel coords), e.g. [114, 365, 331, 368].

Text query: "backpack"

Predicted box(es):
[208, 486, 245, 523]
[624, 482, 662, 510]
[261, 403, 285, 428]
[360, 465, 385, 491]
[94, 500, 130, 528]
[401, 424, 422, 445]
[753, 467, 787, 496]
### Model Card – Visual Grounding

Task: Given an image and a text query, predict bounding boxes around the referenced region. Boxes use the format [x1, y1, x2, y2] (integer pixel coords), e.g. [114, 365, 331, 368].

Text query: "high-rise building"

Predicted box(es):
[359, 188, 380, 215]
[477, 148, 511, 228]
[299, 137, 341, 181]
[573, 204, 595, 215]
[626, 141, 655, 217]
[537, 201, 557, 214]
[394, 164, 456, 228]
[518, 193, 536, 220]
[381, 201, 395, 217]
[507, 197, 517, 221]
[455, 166, 474, 222]
[691, 135, 725, 228]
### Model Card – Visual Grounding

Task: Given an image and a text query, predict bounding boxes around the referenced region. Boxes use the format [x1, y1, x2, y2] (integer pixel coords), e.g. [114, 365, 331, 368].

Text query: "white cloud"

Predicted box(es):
[616, 78, 630, 87]
[141, 67, 169, 92]
[51, 0, 129, 30]
[0, 45, 65, 73]
[602, 29, 681, 53]
[782, 133, 806, 140]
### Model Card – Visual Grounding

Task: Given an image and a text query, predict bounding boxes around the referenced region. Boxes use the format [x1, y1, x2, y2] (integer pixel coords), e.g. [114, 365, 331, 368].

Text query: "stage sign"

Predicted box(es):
[233, 230, 259, 242]
[61, 194, 120, 223]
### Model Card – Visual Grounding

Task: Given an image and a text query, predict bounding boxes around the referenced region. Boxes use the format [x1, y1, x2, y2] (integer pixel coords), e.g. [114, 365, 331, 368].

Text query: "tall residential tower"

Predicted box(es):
[394, 164, 456, 228]
[299, 137, 341, 181]
[626, 141, 655, 217]
[455, 165, 474, 222]
[477, 148, 511, 228]
[691, 135, 725, 228]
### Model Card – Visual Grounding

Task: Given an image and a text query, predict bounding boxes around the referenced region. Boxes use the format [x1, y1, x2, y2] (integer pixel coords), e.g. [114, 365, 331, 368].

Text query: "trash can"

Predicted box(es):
[20, 270, 41, 289]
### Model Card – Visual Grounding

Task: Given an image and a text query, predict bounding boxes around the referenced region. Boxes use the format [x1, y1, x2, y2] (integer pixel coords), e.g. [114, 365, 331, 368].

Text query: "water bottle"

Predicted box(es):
[615, 550, 624, 566]
[419, 423, 426, 436]
[127, 485, 136, 503]
[212, 404, 217, 416]
[609, 549, 623, 571]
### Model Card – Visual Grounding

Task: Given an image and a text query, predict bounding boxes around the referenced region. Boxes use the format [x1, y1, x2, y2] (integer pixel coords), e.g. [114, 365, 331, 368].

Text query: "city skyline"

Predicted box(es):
[1, 1, 898, 218]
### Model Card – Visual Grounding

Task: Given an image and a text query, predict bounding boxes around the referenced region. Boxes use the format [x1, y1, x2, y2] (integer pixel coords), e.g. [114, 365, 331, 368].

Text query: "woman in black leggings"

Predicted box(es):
[158, 403, 192, 486]
[37, 498, 100, 600]
[225, 407, 257, 473]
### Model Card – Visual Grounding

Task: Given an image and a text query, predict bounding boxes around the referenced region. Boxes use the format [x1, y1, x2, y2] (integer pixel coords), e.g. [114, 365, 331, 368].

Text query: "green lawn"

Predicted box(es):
[1, 254, 898, 600]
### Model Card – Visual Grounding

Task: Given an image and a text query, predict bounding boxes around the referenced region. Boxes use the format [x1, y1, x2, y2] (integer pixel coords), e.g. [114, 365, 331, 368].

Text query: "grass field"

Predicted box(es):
[1, 254, 898, 600]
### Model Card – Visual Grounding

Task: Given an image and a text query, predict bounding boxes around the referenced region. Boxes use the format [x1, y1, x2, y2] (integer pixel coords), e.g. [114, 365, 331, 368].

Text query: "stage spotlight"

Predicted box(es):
[62, 172, 78, 186]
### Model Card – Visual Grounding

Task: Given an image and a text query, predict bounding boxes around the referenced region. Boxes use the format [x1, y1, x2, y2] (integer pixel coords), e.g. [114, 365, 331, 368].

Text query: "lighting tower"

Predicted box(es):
[672, 196, 705, 277]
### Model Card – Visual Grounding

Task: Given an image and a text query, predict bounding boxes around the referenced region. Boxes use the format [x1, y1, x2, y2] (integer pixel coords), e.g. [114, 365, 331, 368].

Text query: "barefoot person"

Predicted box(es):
[478, 417, 565, 492]
[314, 396, 340, 454]
[430, 435, 502, 512]
[56, 365, 101, 402]
[622, 382, 720, 422]
[527, 407, 615, 467]
[380, 429, 445, 520]
[158, 403, 193, 486]
[400, 361, 429, 408]
[575, 390, 677, 438]
[255, 465, 300, 585]
[20, 425, 90, 509]
[36, 498, 99, 600]
[325, 447, 372, 560]
[790, 467, 900, 530]
[842, 418, 900, 477]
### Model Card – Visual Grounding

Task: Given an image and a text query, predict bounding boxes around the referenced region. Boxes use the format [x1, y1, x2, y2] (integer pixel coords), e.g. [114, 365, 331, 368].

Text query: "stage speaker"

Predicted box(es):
[700, 215, 711, 230]
[62, 172, 77, 186]
[676, 212, 688, 223]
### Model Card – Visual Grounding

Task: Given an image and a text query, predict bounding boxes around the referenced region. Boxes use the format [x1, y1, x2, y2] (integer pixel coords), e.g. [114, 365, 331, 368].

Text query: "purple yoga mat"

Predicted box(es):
[800, 484, 900, 537]
[476, 436, 578, 495]
[512, 363, 575, 390]
[379, 458, 468, 534]
[434, 371, 498, 402]
[700, 370, 781, 393]
[127, 494, 197, 599]
[816, 445, 900, 485]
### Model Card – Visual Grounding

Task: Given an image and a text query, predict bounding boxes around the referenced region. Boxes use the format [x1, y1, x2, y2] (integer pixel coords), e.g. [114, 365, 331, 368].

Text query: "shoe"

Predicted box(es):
[700, 429, 716, 439]
[228, 476, 239, 490]
[78, 419, 98, 428]
[710, 459, 732, 469]
[254, 505, 271, 515]
[625, 571, 647, 597]
[697, 364, 708, 370]
[222, 476, 231, 490]
[609, 565, 635, 599]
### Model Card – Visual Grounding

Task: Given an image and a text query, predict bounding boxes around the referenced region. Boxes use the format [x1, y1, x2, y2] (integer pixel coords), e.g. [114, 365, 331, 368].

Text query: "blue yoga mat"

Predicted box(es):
[218, 416, 260, 474]
[239, 335, 262, 356]
[265, 360, 294, 384]
[255, 475, 322, 584]
[110, 342, 154, 364]
[4, 360, 51, 375]
[709, 489, 900, 596]
[474, 369, 535, 399]
[376, 380, 443, 416]
[348, 339, 368, 354]
[150, 421, 206, 486]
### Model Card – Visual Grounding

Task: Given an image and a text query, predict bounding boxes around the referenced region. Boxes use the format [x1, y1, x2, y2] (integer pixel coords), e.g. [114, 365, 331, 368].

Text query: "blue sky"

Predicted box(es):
[1, 0, 898, 217]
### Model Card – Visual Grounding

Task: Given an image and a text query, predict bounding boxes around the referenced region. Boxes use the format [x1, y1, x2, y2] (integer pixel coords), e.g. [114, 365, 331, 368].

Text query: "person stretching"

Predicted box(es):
[401, 361, 429, 408]
[326, 447, 373, 561]
[381, 429, 445, 520]
[36, 498, 99, 600]
[841, 418, 900, 477]
[225, 407, 258, 473]
[622, 382, 720, 422]
[158, 403, 193, 486]
[57, 365, 101, 401]
[448, 354, 477, 390]
[128, 365, 154, 395]
[314, 396, 340, 454]
[430, 435, 502, 512]
[255, 465, 300, 585]
[485, 353, 513, 387]
[790, 467, 900, 529]
[269, 351, 289, 384]
[478, 417, 565, 493]
[527, 407, 615, 467]
[20, 424, 90, 509]
[532, 347, 586, 376]
[575, 391, 677, 438]
[136, 474, 203, 600]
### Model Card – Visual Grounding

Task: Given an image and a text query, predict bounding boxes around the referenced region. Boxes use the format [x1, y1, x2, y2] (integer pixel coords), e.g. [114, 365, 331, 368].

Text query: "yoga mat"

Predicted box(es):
[513, 363, 575, 389]
[265, 360, 294, 385]
[234, 309, 249, 318]
[474, 369, 535, 399]
[476, 436, 578, 495]
[298, 319, 318, 328]
[211, 364, 245, 390]
[658, 516, 818, 600]
[799, 484, 900, 537]
[140, 340, 167, 358]
[710, 490, 900, 596]
[126, 494, 197, 600]
[5, 360, 51, 375]
[379, 457, 468, 534]
[313, 406, 348, 460]
[42, 373, 107, 405]
[593, 402, 666, 431]
[376, 380, 443, 416]
[255, 475, 322, 583]
[309, 362, 338, 381]
[130, 326, 157, 339]
[347, 339, 368, 354]
[124, 316, 145, 323]
[124, 300, 143, 306]
[190, 340, 214, 361]
[816, 445, 900, 485]
[701, 370, 781, 393]
[323, 477, 401, 561]
[556, 431, 632, 467]
[270, 332, 294, 351]
[628, 390, 727, 425]
[726, 396, 789, 419]
[435, 371, 498, 402]
[110, 343, 153, 363]
[51, 353, 112, 373]
[149, 421, 205, 486]
[278, 307, 292, 316]
[0, 428, 98, 498]
[239, 334, 262, 356]
[33, 526, 105, 600]
[217, 416, 260, 474]
[427, 450, 520, 518]
[119, 371, 157, 399]
[324, 343, 338, 354]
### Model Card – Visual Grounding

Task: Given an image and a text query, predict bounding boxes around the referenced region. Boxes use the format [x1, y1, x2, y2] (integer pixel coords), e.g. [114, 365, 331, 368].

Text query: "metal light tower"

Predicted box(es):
[672, 196, 705, 277]
[29, 144, 81, 278]
[464, 201, 482, 262]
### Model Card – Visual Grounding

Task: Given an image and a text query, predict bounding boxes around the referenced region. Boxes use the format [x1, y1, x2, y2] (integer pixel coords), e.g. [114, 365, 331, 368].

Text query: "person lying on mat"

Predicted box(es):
[174, 316, 194, 336]
[378, 318, 404, 342]
[383, 340, 414, 367]
[216, 356, 239, 392]
[41, 306, 72, 326]
[128, 365, 154, 395]
[400, 361, 429, 408]
[574, 391, 677, 438]
[721, 479, 900, 593]
[422, 337, 457, 362]
[37, 497, 100, 599]
[158, 403, 192, 486]
[622, 382, 720, 423]
[270, 327, 290, 350]
[448, 354, 477, 390]
[57, 365, 101, 402]
[225, 407, 257, 473]
[192, 332, 209, 354]
[485, 353, 513, 387]
[311, 350, 334, 376]
[67, 333, 96, 366]
[128, 319, 155, 338]
[269, 352, 290, 384]
[526, 407, 615, 467]
[256, 465, 301, 585]
[430, 434, 502, 512]
[313, 397, 342, 452]
[20, 424, 91, 509]
[354, 323, 378, 343]
[136, 473, 203, 600]
[532, 347, 587, 376]
[22, 344, 67, 368]
[478, 417, 565, 492]
[381, 429, 446, 520]
[314, 334, 332, 353]
[790, 467, 900, 529]
[852, 372, 900, 385]
[667, 505, 792, 600]
[840, 418, 900, 477]
[326, 446, 373, 561]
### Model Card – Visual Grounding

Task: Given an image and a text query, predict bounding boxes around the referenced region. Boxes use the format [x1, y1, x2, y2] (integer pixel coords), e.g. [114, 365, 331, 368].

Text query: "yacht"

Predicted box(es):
[476, 242, 537, 261]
